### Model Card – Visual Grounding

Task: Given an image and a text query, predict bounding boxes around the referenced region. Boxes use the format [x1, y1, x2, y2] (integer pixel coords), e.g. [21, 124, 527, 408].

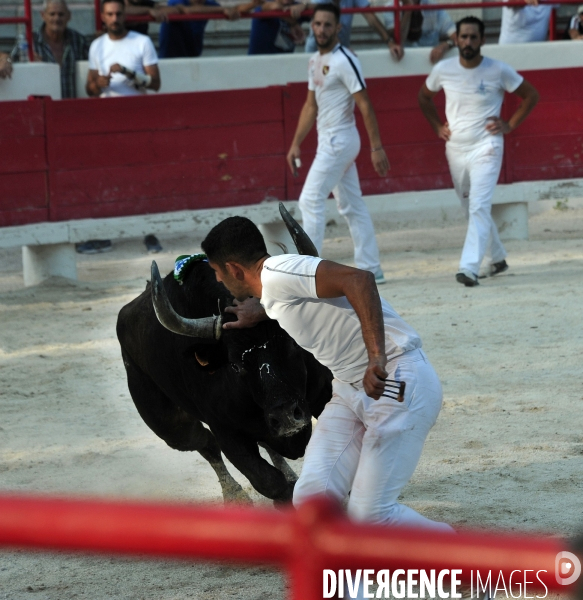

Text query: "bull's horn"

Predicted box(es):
[150, 261, 222, 340]
[278, 202, 319, 257]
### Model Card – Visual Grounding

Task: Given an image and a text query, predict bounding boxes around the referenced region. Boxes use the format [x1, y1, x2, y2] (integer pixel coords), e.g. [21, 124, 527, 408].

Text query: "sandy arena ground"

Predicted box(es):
[0, 204, 582, 599]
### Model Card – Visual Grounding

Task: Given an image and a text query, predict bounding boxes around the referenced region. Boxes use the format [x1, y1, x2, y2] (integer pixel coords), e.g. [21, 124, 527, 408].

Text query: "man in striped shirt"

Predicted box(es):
[286, 3, 389, 284]
[32, 0, 89, 98]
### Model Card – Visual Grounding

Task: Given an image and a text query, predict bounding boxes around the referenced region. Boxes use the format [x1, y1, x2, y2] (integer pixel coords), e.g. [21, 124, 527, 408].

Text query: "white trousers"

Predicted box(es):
[298, 127, 381, 274]
[446, 139, 507, 276]
[293, 348, 452, 532]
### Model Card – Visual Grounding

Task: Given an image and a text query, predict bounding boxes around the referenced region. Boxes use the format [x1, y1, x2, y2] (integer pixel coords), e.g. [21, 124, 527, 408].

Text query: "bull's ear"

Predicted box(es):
[150, 261, 223, 340]
[279, 202, 319, 257]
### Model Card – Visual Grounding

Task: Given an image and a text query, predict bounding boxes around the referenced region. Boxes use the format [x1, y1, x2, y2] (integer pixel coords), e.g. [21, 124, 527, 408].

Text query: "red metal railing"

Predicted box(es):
[93, 0, 583, 44]
[0, 0, 34, 61]
[0, 493, 579, 600]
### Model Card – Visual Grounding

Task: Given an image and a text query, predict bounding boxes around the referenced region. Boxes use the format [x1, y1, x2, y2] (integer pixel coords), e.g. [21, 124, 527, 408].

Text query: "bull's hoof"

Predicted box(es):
[272, 480, 295, 508]
[223, 481, 253, 505]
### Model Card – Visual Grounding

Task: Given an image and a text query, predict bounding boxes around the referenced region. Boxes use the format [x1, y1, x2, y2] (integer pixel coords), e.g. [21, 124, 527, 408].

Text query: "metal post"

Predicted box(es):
[549, 7, 557, 39]
[23, 0, 33, 61]
[393, 0, 401, 45]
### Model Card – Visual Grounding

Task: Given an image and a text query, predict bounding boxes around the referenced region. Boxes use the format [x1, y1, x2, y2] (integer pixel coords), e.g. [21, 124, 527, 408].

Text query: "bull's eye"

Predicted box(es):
[231, 363, 247, 376]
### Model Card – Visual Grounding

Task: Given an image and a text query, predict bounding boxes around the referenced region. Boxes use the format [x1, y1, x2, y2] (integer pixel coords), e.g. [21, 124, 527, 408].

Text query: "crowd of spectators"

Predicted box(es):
[1, 0, 580, 89]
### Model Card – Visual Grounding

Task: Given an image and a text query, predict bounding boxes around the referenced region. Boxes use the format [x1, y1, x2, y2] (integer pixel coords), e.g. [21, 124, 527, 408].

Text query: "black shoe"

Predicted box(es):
[491, 260, 508, 276]
[144, 234, 162, 254]
[456, 272, 479, 287]
[75, 240, 112, 254]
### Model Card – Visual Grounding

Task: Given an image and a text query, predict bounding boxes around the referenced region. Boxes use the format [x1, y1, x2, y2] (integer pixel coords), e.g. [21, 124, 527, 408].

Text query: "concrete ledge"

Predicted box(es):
[2, 177, 583, 286]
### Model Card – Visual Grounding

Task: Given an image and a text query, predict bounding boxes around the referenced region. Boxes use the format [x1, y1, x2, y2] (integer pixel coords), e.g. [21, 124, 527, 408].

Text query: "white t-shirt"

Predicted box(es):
[499, 4, 555, 44]
[308, 44, 365, 136]
[425, 56, 523, 148]
[260, 254, 421, 385]
[88, 31, 158, 97]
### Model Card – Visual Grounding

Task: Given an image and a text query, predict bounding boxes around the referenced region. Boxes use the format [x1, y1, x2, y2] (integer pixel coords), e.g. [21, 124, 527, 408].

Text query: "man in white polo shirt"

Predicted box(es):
[418, 16, 539, 286]
[286, 3, 389, 284]
[86, 0, 160, 97]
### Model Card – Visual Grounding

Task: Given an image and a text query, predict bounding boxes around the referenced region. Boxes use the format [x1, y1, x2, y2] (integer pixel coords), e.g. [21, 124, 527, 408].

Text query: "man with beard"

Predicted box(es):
[86, 0, 160, 97]
[286, 3, 389, 284]
[418, 16, 539, 287]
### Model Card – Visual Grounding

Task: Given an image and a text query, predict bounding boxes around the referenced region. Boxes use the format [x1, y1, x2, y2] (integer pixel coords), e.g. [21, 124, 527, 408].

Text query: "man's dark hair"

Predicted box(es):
[101, 0, 124, 11]
[456, 15, 485, 37]
[313, 2, 340, 23]
[201, 217, 268, 268]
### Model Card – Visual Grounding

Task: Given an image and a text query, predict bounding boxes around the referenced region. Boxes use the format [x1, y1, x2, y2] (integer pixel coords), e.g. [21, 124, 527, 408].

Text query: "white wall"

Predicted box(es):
[0, 62, 61, 101]
[73, 40, 581, 98]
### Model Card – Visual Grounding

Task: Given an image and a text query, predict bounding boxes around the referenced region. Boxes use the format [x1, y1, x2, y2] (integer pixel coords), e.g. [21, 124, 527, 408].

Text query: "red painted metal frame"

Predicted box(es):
[0, 494, 578, 600]
[0, 0, 34, 61]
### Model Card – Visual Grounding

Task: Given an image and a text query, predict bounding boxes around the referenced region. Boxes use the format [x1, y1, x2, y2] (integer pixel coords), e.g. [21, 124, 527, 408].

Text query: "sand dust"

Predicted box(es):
[1, 205, 582, 599]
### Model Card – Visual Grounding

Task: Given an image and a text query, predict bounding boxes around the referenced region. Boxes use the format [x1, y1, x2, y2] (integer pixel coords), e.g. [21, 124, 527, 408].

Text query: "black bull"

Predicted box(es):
[116, 256, 333, 504]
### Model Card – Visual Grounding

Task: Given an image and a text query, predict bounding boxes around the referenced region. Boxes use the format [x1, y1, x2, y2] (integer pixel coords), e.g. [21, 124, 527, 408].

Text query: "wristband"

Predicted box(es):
[371, 147, 384, 152]
[446, 38, 455, 48]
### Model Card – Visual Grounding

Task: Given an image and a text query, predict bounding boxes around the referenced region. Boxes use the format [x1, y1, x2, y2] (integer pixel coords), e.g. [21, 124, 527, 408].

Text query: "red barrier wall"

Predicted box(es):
[1, 68, 582, 228]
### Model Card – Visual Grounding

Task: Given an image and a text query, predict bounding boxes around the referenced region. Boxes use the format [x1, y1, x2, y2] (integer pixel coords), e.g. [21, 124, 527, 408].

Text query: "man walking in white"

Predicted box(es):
[418, 16, 539, 286]
[86, 0, 160, 97]
[286, 3, 389, 284]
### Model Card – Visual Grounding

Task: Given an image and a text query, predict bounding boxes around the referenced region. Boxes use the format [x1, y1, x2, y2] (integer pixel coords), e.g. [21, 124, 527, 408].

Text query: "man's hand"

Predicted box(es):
[223, 297, 269, 330]
[287, 2, 307, 19]
[96, 73, 112, 88]
[388, 40, 404, 61]
[429, 40, 452, 64]
[0, 53, 12, 79]
[486, 116, 511, 135]
[149, 7, 169, 21]
[286, 145, 301, 176]
[436, 122, 451, 141]
[363, 356, 388, 400]
[223, 6, 240, 19]
[109, 63, 124, 74]
[371, 148, 390, 177]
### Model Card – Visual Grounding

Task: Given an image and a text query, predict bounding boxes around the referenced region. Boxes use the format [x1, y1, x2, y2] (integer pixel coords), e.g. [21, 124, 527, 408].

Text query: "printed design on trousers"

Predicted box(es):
[382, 380, 406, 402]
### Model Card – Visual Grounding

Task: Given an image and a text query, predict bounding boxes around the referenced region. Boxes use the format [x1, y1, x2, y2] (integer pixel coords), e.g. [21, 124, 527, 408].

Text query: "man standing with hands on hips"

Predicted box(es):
[287, 3, 389, 285]
[418, 16, 539, 287]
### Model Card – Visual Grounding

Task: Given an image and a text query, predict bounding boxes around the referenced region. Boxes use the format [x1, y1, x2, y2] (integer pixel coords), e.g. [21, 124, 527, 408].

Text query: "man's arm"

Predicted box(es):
[362, 12, 404, 60]
[144, 63, 161, 91]
[86, 68, 111, 96]
[418, 82, 450, 141]
[0, 52, 12, 79]
[429, 33, 455, 65]
[286, 90, 318, 176]
[353, 89, 389, 177]
[316, 261, 387, 400]
[485, 79, 539, 135]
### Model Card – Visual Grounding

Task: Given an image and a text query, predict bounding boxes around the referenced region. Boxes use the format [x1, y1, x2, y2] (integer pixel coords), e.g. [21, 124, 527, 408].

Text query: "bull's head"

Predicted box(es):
[150, 204, 318, 438]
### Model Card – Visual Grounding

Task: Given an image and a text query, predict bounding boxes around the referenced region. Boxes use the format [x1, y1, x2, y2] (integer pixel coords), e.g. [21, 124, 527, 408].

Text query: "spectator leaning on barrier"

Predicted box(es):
[159, 0, 257, 58]
[499, 0, 558, 44]
[83, 0, 162, 255]
[248, 0, 311, 54]
[383, 0, 456, 63]
[304, 0, 403, 60]
[0, 53, 12, 79]
[123, 0, 180, 36]
[566, 4, 583, 39]
[19, 0, 89, 98]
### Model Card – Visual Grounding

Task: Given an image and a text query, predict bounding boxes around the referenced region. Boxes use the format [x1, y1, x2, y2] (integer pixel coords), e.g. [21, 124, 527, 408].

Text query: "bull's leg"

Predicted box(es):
[122, 351, 251, 503]
[213, 430, 295, 504]
[258, 443, 298, 484]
